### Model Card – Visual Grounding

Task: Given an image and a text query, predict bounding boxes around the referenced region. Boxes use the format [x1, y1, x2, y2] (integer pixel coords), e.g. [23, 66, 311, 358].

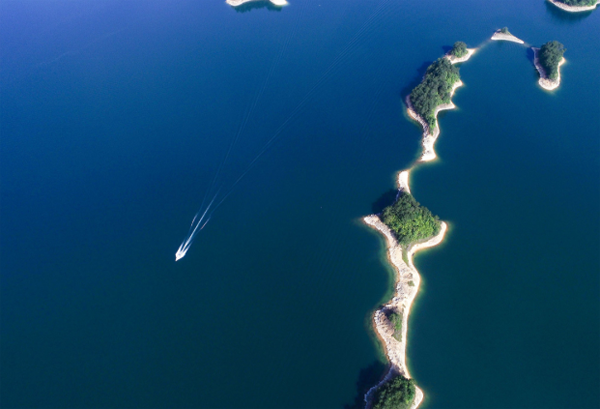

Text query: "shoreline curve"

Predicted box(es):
[226, 0, 288, 6]
[547, 0, 599, 12]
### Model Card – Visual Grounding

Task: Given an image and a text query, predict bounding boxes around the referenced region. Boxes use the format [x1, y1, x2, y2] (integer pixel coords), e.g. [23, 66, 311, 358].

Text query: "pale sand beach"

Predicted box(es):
[363, 169, 447, 409]
[491, 31, 525, 44]
[406, 80, 463, 162]
[547, 0, 599, 11]
[446, 48, 476, 64]
[226, 0, 288, 6]
[532, 47, 566, 91]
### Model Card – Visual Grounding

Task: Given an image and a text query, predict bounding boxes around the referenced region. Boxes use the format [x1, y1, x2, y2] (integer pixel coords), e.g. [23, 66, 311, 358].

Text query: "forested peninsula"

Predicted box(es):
[547, 0, 599, 12]
[405, 43, 473, 161]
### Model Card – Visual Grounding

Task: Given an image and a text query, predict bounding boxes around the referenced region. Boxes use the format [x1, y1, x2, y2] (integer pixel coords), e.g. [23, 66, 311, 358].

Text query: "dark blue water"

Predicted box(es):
[1, 1, 598, 408]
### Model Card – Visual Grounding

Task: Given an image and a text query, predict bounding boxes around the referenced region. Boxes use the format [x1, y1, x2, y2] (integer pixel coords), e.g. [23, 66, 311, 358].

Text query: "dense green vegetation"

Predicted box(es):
[409, 58, 460, 131]
[539, 41, 566, 80]
[381, 192, 441, 246]
[387, 311, 402, 342]
[499, 27, 511, 35]
[449, 41, 468, 58]
[556, 0, 597, 6]
[372, 375, 416, 409]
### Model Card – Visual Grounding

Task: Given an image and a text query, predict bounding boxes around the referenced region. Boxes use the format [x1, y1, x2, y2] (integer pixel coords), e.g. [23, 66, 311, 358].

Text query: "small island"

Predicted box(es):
[406, 57, 463, 161]
[533, 41, 566, 91]
[491, 27, 525, 44]
[445, 41, 476, 64]
[226, 0, 288, 7]
[547, 0, 599, 12]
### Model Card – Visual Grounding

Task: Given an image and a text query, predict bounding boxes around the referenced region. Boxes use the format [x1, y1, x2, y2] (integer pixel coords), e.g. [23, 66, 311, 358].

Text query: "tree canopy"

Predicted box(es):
[381, 192, 441, 246]
[557, 0, 596, 5]
[372, 375, 416, 409]
[539, 40, 566, 80]
[409, 58, 460, 131]
[449, 41, 468, 58]
[499, 27, 511, 34]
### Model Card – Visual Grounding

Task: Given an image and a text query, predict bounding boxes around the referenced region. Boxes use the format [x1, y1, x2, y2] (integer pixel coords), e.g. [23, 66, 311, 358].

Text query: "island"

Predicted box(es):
[491, 27, 525, 44]
[547, 0, 599, 12]
[364, 172, 447, 409]
[445, 41, 476, 64]
[226, 0, 287, 7]
[405, 56, 464, 161]
[533, 41, 566, 91]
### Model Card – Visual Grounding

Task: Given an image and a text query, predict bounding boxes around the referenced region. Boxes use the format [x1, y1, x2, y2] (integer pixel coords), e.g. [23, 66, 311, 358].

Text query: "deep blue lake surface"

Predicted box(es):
[1, 1, 598, 408]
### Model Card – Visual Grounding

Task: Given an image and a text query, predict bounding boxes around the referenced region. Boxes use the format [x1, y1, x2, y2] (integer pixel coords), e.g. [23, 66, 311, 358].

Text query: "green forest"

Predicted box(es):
[449, 41, 468, 58]
[372, 375, 416, 409]
[499, 27, 511, 35]
[556, 0, 597, 6]
[409, 58, 460, 131]
[539, 41, 566, 80]
[381, 192, 441, 246]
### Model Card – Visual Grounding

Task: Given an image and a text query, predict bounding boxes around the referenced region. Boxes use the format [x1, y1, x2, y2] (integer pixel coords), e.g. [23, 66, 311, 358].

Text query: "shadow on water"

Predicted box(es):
[399, 61, 433, 101]
[232, 1, 283, 13]
[344, 360, 388, 409]
[525, 47, 536, 64]
[371, 189, 398, 214]
[544, 1, 594, 23]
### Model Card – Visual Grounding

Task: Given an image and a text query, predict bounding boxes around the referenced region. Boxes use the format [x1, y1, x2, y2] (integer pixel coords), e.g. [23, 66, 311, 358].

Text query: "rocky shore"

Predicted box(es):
[547, 0, 599, 12]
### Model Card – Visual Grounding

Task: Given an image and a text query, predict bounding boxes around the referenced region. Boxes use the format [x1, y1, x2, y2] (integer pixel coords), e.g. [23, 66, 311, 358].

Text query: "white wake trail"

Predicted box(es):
[175, 194, 218, 261]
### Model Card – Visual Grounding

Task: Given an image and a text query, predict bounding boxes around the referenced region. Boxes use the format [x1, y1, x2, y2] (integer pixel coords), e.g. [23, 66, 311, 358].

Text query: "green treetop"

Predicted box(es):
[556, 0, 597, 6]
[409, 57, 460, 131]
[539, 40, 566, 80]
[372, 375, 416, 409]
[381, 192, 441, 246]
[449, 41, 468, 58]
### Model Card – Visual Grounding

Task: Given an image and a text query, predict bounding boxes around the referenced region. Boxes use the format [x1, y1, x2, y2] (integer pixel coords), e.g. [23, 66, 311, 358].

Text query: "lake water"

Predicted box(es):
[1, 0, 598, 408]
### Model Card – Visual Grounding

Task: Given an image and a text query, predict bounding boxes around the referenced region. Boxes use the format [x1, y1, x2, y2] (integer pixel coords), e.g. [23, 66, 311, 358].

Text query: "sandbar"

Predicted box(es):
[491, 30, 525, 44]
[547, 0, 599, 11]
[532, 47, 565, 91]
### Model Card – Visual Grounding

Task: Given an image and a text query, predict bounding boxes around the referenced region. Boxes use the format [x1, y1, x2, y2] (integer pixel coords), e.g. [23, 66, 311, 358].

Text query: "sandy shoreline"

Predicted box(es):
[491, 31, 525, 44]
[547, 0, 599, 11]
[364, 49, 471, 407]
[532, 47, 565, 91]
[404, 47, 473, 162]
[405, 80, 463, 162]
[363, 170, 447, 409]
[226, 0, 288, 6]
[445, 48, 476, 64]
